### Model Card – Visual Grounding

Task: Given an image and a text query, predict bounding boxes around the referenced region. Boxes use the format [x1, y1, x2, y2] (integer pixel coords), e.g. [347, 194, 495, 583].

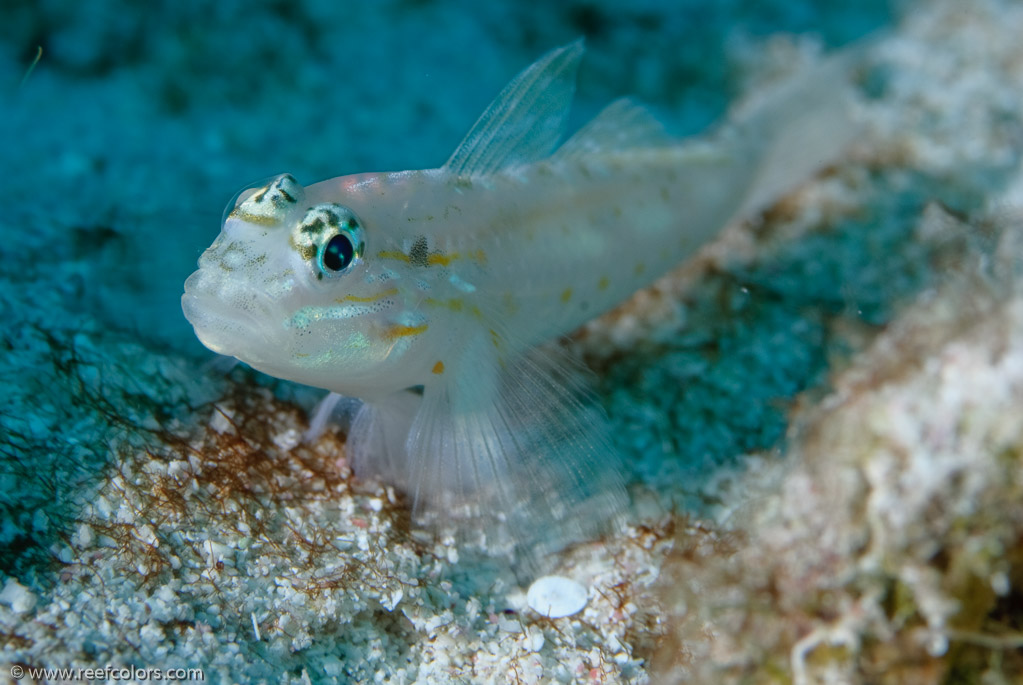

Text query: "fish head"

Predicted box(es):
[182, 173, 422, 396]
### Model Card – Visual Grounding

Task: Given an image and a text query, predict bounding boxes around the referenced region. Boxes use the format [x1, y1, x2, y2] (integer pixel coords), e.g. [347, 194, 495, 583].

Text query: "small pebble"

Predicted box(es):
[0, 579, 37, 614]
[526, 575, 587, 618]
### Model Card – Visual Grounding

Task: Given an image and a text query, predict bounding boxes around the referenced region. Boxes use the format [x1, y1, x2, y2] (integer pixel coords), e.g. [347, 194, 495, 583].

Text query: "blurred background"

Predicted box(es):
[0, 0, 891, 354]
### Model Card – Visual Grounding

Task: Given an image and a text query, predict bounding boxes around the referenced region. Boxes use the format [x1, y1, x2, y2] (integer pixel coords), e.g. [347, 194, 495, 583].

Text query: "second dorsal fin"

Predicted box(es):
[553, 97, 672, 160]
[443, 40, 584, 177]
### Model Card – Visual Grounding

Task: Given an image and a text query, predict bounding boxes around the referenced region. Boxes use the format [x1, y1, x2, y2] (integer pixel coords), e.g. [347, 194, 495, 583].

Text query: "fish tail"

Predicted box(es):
[732, 40, 869, 218]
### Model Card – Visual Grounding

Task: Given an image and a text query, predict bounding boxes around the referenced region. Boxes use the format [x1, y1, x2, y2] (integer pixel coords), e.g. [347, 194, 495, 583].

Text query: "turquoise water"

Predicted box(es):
[1, 0, 896, 679]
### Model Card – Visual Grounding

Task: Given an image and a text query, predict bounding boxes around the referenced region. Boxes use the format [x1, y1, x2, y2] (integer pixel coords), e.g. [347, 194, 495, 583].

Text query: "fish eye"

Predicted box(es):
[322, 233, 355, 272]
[314, 217, 364, 278]
[296, 203, 365, 279]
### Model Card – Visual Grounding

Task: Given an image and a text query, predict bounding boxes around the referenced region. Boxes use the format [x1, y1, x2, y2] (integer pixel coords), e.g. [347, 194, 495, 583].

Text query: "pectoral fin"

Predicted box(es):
[404, 333, 627, 565]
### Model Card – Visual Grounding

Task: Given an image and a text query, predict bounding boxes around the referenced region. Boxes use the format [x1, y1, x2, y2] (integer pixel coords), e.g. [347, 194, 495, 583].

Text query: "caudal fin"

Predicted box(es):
[731, 40, 870, 218]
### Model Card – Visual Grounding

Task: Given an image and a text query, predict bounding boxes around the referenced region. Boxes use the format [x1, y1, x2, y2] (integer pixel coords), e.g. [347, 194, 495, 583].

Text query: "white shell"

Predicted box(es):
[526, 575, 588, 618]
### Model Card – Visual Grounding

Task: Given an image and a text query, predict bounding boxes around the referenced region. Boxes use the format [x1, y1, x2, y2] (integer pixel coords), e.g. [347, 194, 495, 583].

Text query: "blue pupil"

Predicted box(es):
[323, 234, 355, 272]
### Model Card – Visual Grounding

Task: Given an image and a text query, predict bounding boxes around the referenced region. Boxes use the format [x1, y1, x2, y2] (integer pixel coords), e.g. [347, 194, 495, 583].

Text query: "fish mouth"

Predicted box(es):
[182, 269, 276, 360]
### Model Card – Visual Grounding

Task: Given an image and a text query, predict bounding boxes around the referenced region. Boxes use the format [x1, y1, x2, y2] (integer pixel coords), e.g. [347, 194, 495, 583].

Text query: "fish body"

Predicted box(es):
[183, 41, 856, 558]
[299, 144, 731, 354]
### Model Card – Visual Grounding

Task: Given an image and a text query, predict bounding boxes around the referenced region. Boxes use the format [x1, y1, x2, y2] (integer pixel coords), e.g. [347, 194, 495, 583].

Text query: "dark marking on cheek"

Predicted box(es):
[409, 235, 429, 267]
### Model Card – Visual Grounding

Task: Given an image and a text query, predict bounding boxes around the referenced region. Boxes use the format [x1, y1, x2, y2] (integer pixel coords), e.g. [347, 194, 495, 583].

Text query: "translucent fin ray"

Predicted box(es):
[443, 40, 584, 177]
[729, 48, 861, 217]
[554, 97, 671, 160]
[404, 332, 627, 567]
[347, 390, 422, 491]
[303, 391, 344, 443]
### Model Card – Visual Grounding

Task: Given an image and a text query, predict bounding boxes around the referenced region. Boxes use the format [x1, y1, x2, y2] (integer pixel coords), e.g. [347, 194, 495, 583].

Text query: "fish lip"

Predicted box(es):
[182, 274, 276, 358]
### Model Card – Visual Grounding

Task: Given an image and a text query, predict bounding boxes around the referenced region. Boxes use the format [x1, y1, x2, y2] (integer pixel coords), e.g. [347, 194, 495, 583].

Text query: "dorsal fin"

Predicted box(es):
[443, 40, 584, 177]
[553, 97, 671, 160]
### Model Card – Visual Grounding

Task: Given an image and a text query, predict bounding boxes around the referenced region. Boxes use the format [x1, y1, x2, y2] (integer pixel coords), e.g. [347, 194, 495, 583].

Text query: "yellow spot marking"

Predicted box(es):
[377, 249, 464, 267]
[230, 209, 283, 227]
[382, 324, 428, 340]
[634, 262, 646, 276]
[489, 328, 501, 349]
[427, 253, 458, 266]
[561, 288, 573, 303]
[470, 305, 483, 320]
[337, 287, 398, 304]
[423, 297, 464, 312]
[432, 361, 445, 375]
[472, 249, 488, 265]
[598, 276, 610, 291]
[377, 250, 410, 263]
